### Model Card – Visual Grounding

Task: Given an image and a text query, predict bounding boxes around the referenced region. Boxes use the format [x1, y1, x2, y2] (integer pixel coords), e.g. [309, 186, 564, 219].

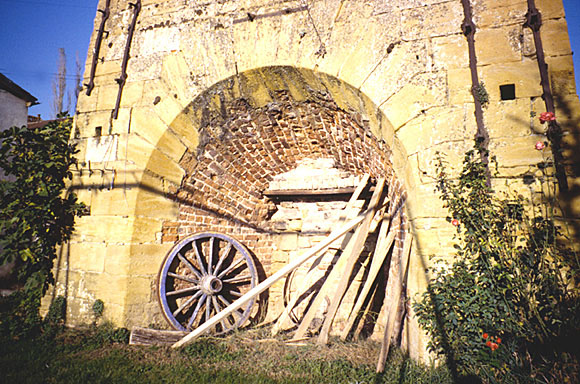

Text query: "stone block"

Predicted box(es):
[472, 0, 527, 28]
[131, 216, 164, 243]
[66, 242, 107, 273]
[130, 106, 187, 162]
[484, 98, 533, 138]
[383, 82, 441, 130]
[72, 216, 135, 243]
[277, 233, 298, 251]
[491, 136, 546, 169]
[96, 84, 120, 111]
[401, 2, 463, 40]
[120, 81, 144, 108]
[548, 55, 577, 97]
[540, 19, 572, 57]
[431, 34, 469, 70]
[480, 60, 543, 100]
[475, 26, 522, 66]
[447, 67, 473, 105]
[123, 134, 185, 186]
[85, 134, 119, 163]
[537, 0, 566, 19]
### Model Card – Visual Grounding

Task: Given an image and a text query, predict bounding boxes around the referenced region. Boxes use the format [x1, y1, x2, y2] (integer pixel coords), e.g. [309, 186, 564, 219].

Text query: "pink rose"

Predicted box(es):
[539, 111, 556, 124]
[535, 141, 545, 150]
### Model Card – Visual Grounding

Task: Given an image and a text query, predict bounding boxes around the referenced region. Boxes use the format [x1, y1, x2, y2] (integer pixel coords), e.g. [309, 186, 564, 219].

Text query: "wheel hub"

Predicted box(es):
[200, 275, 223, 295]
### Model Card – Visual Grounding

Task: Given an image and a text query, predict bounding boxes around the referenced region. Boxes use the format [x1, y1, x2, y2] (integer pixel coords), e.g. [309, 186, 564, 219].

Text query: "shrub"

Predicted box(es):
[414, 141, 580, 383]
[0, 116, 84, 339]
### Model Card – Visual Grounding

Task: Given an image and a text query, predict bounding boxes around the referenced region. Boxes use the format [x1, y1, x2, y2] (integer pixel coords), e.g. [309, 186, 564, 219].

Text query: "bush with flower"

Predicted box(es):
[413, 140, 580, 383]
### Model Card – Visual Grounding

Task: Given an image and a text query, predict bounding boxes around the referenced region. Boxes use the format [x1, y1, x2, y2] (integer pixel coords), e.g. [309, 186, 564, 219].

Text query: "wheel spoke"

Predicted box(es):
[166, 285, 201, 297]
[207, 237, 215, 275]
[193, 240, 208, 275]
[218, 294, 232, 307]
[223, 274, 252, 284]
[177, 252, 202, 280]
[213, 242, 232, 276]
[217, 257, 244, 279]
[172, 290, 202, 317]
[168, 272, 198, 284]
[229, 290, 243, 298]
[211, 296, 228, 331]
[205, 294, 212, 321]
[187, 294, 207, 329]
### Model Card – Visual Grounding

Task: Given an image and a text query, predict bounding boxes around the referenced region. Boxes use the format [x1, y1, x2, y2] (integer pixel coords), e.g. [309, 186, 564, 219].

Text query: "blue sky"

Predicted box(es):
[0, 0, 579, 119]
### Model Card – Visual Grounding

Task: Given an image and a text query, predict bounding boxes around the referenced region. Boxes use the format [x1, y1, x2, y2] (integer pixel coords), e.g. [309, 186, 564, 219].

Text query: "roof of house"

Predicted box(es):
[0, 73, 38, 105]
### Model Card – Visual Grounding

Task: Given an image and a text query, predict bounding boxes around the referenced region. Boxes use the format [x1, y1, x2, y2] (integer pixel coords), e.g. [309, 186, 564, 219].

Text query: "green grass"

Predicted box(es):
[0, 326, 452, 384]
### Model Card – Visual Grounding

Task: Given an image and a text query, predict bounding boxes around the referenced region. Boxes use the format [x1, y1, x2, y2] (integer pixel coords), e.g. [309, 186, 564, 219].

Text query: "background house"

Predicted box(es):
[0, 72, 38, 132]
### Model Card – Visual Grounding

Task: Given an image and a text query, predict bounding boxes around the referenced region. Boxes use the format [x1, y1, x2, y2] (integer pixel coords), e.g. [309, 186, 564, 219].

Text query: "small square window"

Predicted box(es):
[500, 84, 516, 100]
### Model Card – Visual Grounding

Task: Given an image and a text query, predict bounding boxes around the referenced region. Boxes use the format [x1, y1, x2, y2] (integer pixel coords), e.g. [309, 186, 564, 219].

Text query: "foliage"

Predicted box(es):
[474, 82, 489, 108]
[413, 142, 580, 383]
[90, 321, 130, 345]
[0, 116, 85, 339]
[92, 299, 104, 321]
[42, 295, 67, 338]
[0, 289, 42, 339]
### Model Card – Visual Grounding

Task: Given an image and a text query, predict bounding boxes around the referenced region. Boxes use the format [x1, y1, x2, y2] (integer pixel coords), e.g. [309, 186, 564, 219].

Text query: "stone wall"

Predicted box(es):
[46, 0, 580, 361]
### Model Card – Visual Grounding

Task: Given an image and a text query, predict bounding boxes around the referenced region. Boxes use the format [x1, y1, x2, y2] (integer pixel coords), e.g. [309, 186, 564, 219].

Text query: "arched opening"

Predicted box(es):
[128, 66, 411, 341]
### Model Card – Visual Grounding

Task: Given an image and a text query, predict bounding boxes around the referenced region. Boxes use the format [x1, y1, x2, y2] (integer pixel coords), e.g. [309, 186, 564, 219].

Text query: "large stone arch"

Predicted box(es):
[121, 66, 417, 346]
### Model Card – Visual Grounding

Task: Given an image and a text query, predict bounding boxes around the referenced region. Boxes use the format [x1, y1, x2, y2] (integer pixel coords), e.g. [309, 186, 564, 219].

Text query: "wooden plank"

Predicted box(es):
[340, 214, 395, 340]
[376, 235, 413, 373]
[317, 177, 386, 345]
[352, 211, 401, 342]
[129, 327, 187, 345]
[171, 201, 387, 349]
[271, 174, 370, 336]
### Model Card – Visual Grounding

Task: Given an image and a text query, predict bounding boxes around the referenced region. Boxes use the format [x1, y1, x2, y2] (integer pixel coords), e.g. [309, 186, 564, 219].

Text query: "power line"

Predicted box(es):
[0, 69, 84, 80]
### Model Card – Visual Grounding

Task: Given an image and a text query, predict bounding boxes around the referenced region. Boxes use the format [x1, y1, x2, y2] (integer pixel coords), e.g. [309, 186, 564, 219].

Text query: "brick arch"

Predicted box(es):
[130, 66, 409, 328]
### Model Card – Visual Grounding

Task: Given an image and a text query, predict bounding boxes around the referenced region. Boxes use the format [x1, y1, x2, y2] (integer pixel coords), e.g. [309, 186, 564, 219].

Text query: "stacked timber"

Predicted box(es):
[132, 175, 412, 372]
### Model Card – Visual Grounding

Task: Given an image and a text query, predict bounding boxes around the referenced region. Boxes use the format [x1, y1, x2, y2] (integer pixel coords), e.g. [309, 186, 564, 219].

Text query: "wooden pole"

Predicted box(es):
[171, 203, 385, 349]
[317, 178, 386, 345]
[376, 235, 413, 373]
[340, 214, 395, 340]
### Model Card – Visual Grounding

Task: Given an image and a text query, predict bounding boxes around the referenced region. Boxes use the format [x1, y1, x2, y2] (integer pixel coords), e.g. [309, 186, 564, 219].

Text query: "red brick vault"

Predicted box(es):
[152, 66, 409, 338]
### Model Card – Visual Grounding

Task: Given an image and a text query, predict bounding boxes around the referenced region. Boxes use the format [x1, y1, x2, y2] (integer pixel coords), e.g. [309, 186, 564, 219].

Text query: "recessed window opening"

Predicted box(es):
[95, 126, 102, 136]
[500, 84, 516, 100]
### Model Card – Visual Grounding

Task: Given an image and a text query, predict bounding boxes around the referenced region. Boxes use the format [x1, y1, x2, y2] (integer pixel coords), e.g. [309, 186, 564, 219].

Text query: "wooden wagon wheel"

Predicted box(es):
[158, 232, 257, 333]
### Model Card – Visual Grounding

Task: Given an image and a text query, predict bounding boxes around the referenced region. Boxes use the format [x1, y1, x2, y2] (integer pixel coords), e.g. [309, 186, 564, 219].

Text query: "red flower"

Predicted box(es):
[496, 337, 501, 344]
[491, 343, 498, 351]
[452, 219, 459, 226]
[535, 141, 545, 150]
[539, 111, 556, 123]
[486, 340, 492, 347]
[482, 333, 489, 339]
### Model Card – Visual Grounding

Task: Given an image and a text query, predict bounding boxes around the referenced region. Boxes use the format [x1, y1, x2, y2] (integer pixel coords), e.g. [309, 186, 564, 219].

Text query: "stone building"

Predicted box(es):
[50, 0, 580, 360]
[0, 73, 38, 132]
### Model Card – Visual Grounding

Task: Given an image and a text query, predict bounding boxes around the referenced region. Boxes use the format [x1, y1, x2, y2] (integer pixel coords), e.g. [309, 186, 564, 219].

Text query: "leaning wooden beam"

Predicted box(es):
[340, 214, 395, 340]
[351, 211, 401, 342]
[171, 202, 385, 349]
[271, 174, 370, 336]
[291, 189, 384, 341]
[130, 327, 187, 345]
[317, 177, 386, 345]
[376, 235, 413, 373]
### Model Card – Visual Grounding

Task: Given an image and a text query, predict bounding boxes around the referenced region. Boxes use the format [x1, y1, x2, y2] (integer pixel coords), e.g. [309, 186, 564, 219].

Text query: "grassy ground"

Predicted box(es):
[0, 324, 452, 384]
